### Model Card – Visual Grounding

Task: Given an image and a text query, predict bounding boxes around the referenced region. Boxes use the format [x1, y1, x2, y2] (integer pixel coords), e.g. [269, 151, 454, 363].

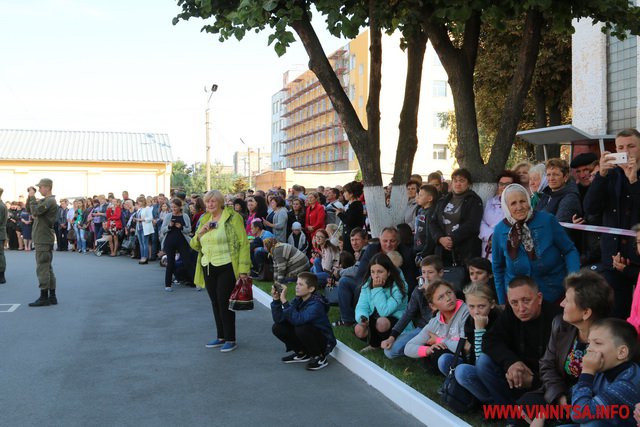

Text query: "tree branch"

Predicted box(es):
[488, 9, 544, 174]
[393, 30, 428, 185]
[462, 11, 481, 71]
[290, 10, 378, 184]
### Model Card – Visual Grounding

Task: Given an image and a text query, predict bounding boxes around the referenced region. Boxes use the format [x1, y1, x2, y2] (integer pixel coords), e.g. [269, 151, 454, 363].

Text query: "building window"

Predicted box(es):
[358, 96, 364, 109]
[350, 54, 356, 71]
[433, 80, 448, 97]
[358, 63, 364, 76]
[607, 33, 637, 132]
[433, 144, 448, 160]
[433, 112, 447, 129]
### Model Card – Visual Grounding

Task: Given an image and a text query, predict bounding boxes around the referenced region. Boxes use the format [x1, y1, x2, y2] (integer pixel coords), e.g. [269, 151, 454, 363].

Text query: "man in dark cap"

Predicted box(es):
[26, 178, 59, 307]
[570, 152, 598, 201]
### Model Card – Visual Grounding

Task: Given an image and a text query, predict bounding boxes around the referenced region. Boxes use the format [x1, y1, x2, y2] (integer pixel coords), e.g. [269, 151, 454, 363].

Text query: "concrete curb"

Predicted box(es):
[253, 285, 471, 427]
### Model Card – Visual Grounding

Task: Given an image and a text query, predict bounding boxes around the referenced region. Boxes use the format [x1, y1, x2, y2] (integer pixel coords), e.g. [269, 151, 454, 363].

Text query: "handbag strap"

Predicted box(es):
[448, 337, 467, 370]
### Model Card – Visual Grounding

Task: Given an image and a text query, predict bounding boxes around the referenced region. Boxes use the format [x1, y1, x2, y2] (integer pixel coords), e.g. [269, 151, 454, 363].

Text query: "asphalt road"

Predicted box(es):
[0, 249, 423, 427]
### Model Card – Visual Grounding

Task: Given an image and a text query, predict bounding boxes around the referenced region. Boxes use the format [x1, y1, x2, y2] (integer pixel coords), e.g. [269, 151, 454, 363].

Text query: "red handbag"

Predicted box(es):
[228, 276, 254, 311]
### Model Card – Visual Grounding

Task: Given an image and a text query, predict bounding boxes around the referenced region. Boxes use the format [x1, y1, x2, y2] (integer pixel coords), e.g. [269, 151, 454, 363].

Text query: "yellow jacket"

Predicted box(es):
[190, 207, 250, 288]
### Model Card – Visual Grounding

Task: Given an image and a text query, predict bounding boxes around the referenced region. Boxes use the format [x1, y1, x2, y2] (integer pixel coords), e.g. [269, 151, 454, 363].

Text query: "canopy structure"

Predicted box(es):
[516, 125, 615, 159]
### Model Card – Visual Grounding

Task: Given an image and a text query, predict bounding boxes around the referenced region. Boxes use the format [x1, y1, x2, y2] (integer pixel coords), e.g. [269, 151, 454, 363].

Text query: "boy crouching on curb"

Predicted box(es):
[271, 272, 337, 371]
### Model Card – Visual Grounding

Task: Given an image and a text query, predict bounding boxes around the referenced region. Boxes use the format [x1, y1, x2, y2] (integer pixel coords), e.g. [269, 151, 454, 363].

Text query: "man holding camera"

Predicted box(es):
[26, 179, 59, 307]
[583, 128, 640, 318]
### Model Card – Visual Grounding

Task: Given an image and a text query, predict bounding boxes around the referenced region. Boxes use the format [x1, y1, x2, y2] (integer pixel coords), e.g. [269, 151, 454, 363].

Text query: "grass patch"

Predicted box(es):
[254, 281, 494, 427]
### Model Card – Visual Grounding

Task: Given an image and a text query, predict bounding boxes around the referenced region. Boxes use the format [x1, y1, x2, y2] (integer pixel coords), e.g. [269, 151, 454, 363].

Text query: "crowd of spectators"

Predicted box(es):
[6, 127, 640, 423]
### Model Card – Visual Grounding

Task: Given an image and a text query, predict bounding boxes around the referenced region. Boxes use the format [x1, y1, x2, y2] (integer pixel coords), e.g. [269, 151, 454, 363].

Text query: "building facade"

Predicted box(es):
[271, 30, 456, 177]
[572, 19, 639, 135]
[0, 129, 172, 201]
[271, 87, 287, 171]
[233, 148, 271, 178]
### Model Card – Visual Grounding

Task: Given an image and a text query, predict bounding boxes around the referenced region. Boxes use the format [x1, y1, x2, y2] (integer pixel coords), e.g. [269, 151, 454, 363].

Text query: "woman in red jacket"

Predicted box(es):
[305, 192, 325, 243]
[104, 199, 123, 257]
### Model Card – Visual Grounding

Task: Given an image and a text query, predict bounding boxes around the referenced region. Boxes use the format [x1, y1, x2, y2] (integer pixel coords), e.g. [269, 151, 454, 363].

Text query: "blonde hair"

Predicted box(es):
[325, 223, 339, 236]
[203, 190, 225, 208]
[513, 160, 532, 172]
[263, 237, 279, 254]
[386, 250, 403, 268]
[136, 196, 147, 207]
[463, 282, 496, 303]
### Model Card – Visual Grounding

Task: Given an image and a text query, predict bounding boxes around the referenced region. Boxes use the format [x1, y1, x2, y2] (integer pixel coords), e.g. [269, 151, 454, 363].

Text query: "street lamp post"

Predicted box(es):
[239, 138, 251, 189]
[205, 84, 218, 191]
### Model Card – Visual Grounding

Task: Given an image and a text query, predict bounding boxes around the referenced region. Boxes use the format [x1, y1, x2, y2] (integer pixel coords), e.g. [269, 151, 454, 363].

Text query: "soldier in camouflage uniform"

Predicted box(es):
[0, 187, 6, 284]
[27, 178, 58, 307]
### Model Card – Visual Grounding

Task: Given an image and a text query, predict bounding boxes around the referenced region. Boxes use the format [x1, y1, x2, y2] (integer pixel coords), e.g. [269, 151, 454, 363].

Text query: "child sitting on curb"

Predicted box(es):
[437, 282, 501, 401]
[355, 253, 409, 353]
[404, 279, 469, 374]
[380, 255, 444, 359]
[271, 272, 336, 371]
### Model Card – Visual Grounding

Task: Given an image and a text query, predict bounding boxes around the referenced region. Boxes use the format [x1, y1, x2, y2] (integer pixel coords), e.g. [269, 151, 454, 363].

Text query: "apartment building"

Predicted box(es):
[271, 30, 456, 177]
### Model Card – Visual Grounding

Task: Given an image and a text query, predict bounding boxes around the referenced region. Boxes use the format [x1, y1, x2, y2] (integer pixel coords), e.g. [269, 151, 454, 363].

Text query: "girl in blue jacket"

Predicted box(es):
[355, 253, 409, 352]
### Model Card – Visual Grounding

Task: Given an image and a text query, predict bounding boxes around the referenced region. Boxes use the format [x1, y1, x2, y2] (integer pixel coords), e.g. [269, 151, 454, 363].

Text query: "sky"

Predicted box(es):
[0, 0, 346, 166]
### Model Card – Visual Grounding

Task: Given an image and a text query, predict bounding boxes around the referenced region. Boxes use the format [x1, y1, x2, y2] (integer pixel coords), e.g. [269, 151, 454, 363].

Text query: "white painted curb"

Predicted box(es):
[253, 285, 471, 427]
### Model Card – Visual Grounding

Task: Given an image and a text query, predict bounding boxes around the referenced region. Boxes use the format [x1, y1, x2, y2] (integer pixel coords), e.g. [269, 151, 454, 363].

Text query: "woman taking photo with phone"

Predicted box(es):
[160, 198, 194, 292]
[191, 190, 250, 353]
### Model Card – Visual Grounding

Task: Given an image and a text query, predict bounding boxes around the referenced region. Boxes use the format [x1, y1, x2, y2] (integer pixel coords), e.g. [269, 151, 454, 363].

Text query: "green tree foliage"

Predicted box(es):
[171, 161, 243, 195]
[173, 0, 640, 232]
[421, 0, 640, 180]
[474, 18, 572, 163]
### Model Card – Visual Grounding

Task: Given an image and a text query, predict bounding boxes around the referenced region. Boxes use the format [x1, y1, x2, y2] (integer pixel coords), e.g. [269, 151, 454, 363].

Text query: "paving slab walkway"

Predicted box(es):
[0, 250, 424, 427]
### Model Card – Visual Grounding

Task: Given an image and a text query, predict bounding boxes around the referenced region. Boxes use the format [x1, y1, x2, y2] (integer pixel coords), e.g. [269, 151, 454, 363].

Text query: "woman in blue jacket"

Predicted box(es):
[492, 184, 580, 305]
[271, 272, 337, 371]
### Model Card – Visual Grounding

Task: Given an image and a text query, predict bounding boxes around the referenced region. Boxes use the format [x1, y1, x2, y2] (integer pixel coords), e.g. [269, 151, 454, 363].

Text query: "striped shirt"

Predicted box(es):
[272, 243, 309, 282]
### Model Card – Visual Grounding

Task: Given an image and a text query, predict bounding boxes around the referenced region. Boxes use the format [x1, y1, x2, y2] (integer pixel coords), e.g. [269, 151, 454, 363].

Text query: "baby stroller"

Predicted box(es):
[94, 235, 110, 257]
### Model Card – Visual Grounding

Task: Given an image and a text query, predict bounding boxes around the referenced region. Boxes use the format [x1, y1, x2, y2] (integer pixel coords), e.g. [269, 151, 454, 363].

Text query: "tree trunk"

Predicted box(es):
[365, 0, 383, 186]
[487, 9, 544, 176]
[423, 12, 485, 179]
[393, 31, 428, 186]
[534, 88, 547, 161]
[364, 184, 409, 237]
[290, 14, 377, 185]
[545, 98, 562, 158]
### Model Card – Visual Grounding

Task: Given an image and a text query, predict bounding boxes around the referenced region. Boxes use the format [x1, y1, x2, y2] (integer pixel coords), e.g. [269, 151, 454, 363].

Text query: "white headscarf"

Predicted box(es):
[529, 163, 548, 193]
[500, 184, 533, 224]
[500, 184, 535, 259]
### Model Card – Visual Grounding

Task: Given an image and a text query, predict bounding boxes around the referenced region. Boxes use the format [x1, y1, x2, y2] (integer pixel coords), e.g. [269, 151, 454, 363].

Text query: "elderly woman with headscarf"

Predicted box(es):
[528, 163, 548, 209]
[491, 184, 580, 305]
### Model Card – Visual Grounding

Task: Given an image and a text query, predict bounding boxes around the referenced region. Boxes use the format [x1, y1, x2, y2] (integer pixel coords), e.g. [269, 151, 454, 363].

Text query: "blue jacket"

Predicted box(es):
[271, 294, 336, 355]
[492, 211, 580, 304]
[355, 279, 409, 324]
[570, 361, 640, 426]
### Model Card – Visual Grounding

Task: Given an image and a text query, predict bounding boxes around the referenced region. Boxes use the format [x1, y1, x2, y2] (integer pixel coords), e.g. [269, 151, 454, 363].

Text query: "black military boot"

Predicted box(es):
[29, 290, 50, 307]
[49, 289, 58, 305]
[0, 272, 5, 284]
